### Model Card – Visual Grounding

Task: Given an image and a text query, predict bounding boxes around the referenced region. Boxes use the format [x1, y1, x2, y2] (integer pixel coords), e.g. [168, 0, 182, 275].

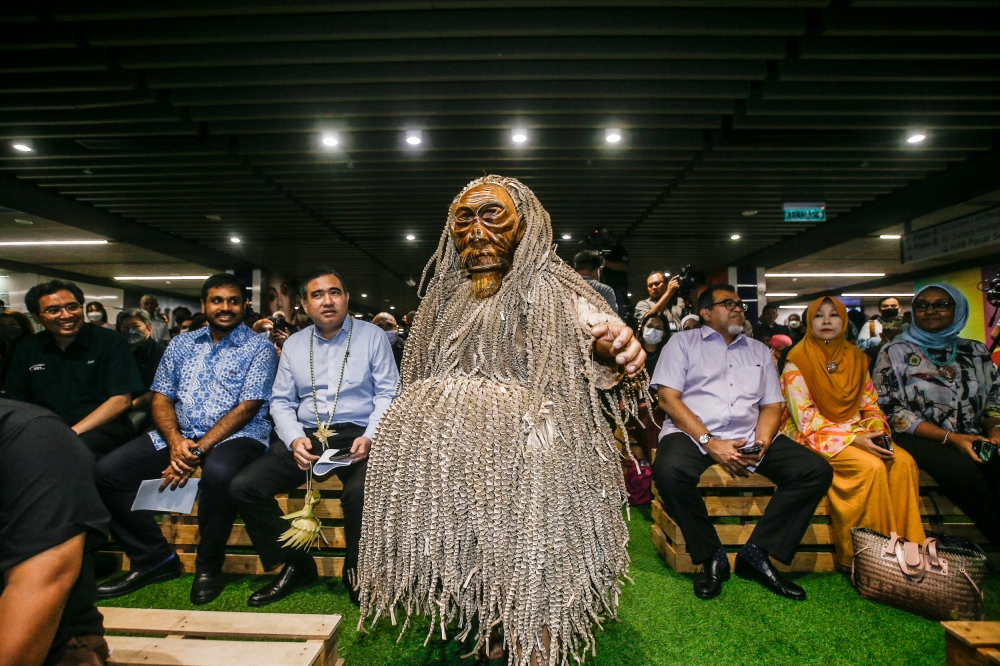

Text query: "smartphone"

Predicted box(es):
[872, 434, 894, 453]
[972, 440, 997, 464]
[738, 443, 763, 456]
[270, 316, 290, 333]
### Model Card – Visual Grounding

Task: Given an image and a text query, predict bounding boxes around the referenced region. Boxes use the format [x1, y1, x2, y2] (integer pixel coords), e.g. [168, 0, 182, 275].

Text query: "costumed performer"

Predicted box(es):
[356, 175, 648, 665]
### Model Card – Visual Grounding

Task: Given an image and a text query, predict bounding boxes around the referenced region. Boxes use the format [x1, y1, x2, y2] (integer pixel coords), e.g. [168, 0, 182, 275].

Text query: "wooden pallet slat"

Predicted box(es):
[107, 635, 324, 666]
[942, 621, 1000, 666]
[160, 523, 347, 549]
[101, 607, 340, 641]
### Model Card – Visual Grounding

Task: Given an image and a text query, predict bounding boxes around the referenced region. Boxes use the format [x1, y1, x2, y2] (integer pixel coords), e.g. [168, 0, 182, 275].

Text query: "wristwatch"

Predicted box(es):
[190, 446, 204, 459]
[698, 433, 713, 446]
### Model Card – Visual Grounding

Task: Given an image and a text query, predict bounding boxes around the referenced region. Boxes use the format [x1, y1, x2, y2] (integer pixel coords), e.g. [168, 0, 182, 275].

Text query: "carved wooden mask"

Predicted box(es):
[450, 184, 525, 298]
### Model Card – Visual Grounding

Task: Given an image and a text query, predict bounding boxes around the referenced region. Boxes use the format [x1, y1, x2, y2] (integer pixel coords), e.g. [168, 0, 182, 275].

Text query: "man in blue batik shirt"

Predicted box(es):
[94, 274, 278, 605]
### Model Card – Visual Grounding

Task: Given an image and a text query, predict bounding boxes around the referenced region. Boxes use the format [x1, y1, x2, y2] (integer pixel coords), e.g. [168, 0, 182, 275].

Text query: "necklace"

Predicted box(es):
[309, 318, 354, 448]
[918, 342, 958, 381]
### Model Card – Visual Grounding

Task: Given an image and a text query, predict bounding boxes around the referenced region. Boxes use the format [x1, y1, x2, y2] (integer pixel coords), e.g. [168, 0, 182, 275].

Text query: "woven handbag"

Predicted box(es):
[851, 527, 988, 621]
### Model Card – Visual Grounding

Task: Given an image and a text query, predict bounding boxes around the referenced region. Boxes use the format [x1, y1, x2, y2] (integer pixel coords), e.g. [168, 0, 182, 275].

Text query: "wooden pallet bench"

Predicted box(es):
[942, 621, 1000, 666]
[648, 454, 989, 573]
[102, 607, 343, 666]
[97, 475, 347, 577]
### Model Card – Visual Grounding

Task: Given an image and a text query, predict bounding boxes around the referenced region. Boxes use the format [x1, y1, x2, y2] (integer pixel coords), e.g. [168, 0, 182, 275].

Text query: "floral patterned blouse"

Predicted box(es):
[872, 337, 1000, 436]
[780, 361, 890, 458]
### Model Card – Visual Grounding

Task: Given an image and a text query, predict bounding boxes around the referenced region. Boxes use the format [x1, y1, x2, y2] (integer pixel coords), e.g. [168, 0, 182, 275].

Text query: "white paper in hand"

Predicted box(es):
[131, 478, 200, 514]
[313, 449, 354, 477]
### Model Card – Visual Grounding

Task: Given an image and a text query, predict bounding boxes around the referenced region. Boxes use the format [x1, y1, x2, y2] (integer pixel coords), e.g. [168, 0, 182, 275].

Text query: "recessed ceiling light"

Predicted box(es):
[0, 240, 108, 246]
[114, 275, 210, 281]
[390, 306, 395, 310]
[354, 313, 362, 318]
[512, 129, 527, 143]
[627, 292, 632, 297]
[906, 129, 927, 144]
[230, 237, 241, 243]
[361, 293, 367, 297]
[730, 234, 741, 240]
[561, 234, 571, 240]
[321, 132, 339, 147]
[405, 234, 415, 240]
[406, 130, 422, 146]
[765, 292, 798, 297]
[13, 219, 33, 225]
[11, 140, 31, 152]
[82, 169, 93, 175]
[765, 272, 885, 277]
[879, 234, 902, 240]
[742, 210, 758, 216]
[205, 214, 222, 221]
[605, 128, 621, 143]
[779, 305, 808, 309]
[841, 293, 915, 297]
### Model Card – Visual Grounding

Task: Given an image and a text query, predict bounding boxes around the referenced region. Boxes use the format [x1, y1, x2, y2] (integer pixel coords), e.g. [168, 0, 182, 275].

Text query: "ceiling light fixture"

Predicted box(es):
[321, 132, 339, 147]
[406, 234, 416, 240]
[605, 128, 622, 143]
[205, 214, 222, 221]
[13, 219, 33, 225]
[230, 237, 241, 243]
[390, 306, 395, 310]
[765, 293, 798, 297]
[906, 129, 927, 144]
[114, 275, 210, 281]
[730, 234, 741, 240]
[0, 240, 108, 246]
[765, 272, 886, 278]
[879, 234, 902, 240]
[512, 129, 527, 143]
[779, 305, 808, 309]
[742, 210, 758, 216]
[406, 130, 422, 146]
[561, 234, 571, 240]
[361, 293, 367, 297]
[841, 293, 915, 298]
[354, 313, 362, 318]
[11, 140, 32, 152]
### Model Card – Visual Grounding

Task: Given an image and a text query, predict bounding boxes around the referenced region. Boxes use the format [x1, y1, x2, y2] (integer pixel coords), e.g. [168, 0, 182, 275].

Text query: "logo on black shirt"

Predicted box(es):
[29, 364, 45, 371]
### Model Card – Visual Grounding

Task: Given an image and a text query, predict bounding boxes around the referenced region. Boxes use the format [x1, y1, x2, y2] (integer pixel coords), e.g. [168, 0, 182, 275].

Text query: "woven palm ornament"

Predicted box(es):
[356, 175, 647, 665]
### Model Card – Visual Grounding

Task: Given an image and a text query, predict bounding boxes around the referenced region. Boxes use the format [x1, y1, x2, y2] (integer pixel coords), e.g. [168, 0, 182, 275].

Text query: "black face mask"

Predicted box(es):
[881, 307, 899, 319]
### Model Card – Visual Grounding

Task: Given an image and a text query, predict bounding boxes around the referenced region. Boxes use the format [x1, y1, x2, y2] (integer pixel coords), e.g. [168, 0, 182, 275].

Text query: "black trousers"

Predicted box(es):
[229, 424, 368, 587]
[895, 432, 1000, 544]
[77, 413, 135, 459]
[94, 434, 265, 572]
[652, 432, 833, 565]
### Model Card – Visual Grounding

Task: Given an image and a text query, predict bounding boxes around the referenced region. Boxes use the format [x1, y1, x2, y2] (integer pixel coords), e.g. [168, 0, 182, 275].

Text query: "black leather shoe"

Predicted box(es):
[190, 570, 225, 605]
[248, 560, 318, 607]
[734, 554, 806, 601]
[96, 554, 182, 600]
[694, 557, 730, 599]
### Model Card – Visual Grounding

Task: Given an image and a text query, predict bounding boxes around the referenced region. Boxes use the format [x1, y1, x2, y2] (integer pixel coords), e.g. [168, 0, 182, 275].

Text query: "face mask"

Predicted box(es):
[126, 328, 146, 345]
[788, 320, 801, 329]
[385, 329, 398, 345]
[87, 311, 103, 322]
[881, 308, 899, 319]
[642, 328, 664, 345]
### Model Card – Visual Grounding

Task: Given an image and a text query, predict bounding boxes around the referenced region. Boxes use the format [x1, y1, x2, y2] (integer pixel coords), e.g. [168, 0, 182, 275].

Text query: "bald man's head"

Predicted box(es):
[372, 312, 397, 331]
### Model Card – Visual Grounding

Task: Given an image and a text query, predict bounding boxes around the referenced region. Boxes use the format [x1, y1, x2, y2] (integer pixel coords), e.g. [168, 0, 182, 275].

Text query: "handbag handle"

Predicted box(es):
[895, 541, 928, 581]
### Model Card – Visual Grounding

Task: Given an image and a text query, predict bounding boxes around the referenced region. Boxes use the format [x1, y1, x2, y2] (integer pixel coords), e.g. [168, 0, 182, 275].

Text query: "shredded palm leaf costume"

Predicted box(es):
[357, 175, 647, 665]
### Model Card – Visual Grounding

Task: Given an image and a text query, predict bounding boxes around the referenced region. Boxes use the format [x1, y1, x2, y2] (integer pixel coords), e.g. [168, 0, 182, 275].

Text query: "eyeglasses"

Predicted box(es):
[913, 299, 954, 313]
[41, 302, 82, 317]
[712, 299, 747, 312]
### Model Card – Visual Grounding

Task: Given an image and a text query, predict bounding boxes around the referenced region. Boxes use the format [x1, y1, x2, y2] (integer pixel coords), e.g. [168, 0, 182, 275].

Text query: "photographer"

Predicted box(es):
[635, 271, 685, 332]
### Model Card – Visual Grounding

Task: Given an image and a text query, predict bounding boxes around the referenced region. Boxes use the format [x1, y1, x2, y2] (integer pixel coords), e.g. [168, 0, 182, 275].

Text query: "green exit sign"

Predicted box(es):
[783, 203, 826, 222]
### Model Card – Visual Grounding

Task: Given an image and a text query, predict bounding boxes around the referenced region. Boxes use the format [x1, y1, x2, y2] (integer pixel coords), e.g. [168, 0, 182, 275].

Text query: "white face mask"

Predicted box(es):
[788, 320, 801, 329]
[642, 328, 664, 345]
[385, 329, 398, 345]
[87, 311, 103, 322]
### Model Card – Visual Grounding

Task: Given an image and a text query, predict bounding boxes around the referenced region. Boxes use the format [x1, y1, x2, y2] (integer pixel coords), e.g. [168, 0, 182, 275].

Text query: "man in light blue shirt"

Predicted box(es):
[95, 274, 278, 605]
[231, 267, 399, 607]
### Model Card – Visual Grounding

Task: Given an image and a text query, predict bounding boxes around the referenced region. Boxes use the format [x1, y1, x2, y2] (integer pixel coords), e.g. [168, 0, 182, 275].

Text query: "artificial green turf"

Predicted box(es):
[98, 506, 999, 665]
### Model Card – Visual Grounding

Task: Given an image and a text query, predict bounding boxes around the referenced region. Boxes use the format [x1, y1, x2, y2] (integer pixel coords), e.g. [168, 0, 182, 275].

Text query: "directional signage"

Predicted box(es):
[783, 202, 826, 223]
[902, 206, 1000, 264]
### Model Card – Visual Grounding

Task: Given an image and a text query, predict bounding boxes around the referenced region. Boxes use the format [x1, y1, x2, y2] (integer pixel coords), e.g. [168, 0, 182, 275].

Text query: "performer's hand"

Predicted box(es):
[705, 438, 751, 477]
[350, 436, 372, 462]
[168, 437, 199, 476]
[590, 322, 646, 379]
[291, 437, 319, 471]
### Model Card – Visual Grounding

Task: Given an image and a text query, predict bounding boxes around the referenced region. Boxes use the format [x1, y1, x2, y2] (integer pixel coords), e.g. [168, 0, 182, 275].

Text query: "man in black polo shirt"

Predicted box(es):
[0, 399, 111, 666]
[1, 280, 144, 458]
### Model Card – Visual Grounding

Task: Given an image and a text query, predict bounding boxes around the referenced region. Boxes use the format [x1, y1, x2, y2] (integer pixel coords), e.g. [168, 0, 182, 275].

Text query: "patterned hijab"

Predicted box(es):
[899, 283, 969, 349]
[786, 297, 869, 423]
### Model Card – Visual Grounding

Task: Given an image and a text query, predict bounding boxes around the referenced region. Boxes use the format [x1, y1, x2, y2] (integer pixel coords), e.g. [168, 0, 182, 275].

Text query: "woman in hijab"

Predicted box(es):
[639, 312, 670, 375]
[874, 283, 1000, 544]
[782, 297, 924, 571]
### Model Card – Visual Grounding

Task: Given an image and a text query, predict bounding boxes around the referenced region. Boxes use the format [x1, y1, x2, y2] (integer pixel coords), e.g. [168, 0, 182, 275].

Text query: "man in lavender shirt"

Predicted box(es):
[650, 284, 832, 601]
